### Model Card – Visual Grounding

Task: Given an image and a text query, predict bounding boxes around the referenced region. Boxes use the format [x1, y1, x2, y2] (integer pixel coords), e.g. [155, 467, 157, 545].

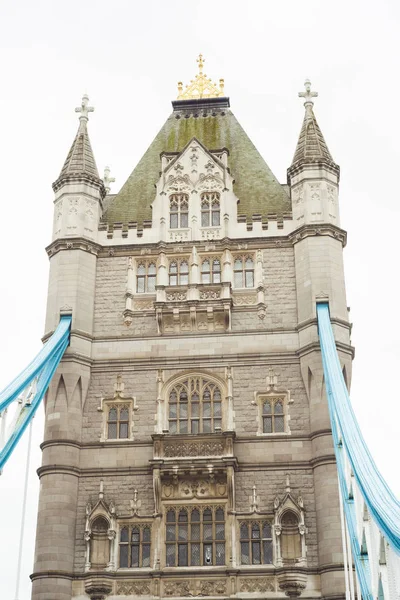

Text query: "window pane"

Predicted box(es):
[180, 213, 188, 228]
[191, 543, 201, 566]
[201, 272, 210, 284]
[180, 274, 188, 285]
[202, 260, 210, 273]
[120, 527, 129, 542]
[181, 261, 189, 273]
[191, 524, 200, 541]
[252, 541, 261, 564]
[234, 272, 243, 288]
[240, 523, 249, 540]
[191, 420, 199, 434]
[263, 417, 272, 434]
[169, 420, 177, 434]
[216, 543, 225, 565]
[170, 213, 178, 229]
[180, 403, 188, 418]
[203, 524, 212, 541]
[262, 523, 272, 538]
[148, 263, 156, 274]
[202, 212, 210, 227]
[214, 402, 222, 417]
[191, 509, 200, 522]
[170, 262, 178, 273]
[245, 271, 254, 287]
[167, 510, 176, 523]
[131, 528, 140, 542]
[169, 403, 177, 418]
[213, 419, 222, 430]
[204, 544, 213, 565]
[203, 509, 212, 521]
[179, 419, 188, 433]
[108, 422, 117, 439]
[263, 540, 273, 564]
[212, 211, 220, 226]
[143, 527, 151, 542]
[191, 402, 199, 417]
[119, 422, 128, 439]
[203, 402, 211, 418]
[203, 419, 211, 433]
[137, 277, 145, 293]
[216, 523, 225, 540]
[275, 416, 285, 432]
[252, 523, 260, 539]
[166, 525, 176, 541]
[142, 543, 151, 567]
[234, 259, 242, 270]
[178, 525, 188, 541]
[178, 509, 188, 522]
[213, 272, 221, 283]
[245, 258, 254, 269]
[166, 544, 175, 566]
[169, 275, 178, 286]
[120, 544, 128, 568]
[120, 408, 129, 421]
[215, 508, 224, 522]
[241, 541, 250, 564]
[275, 401, 283, 414]
[148, 275, 156, 292]
[178, 544, 188, 566]
[131, 544, 139, 567]
[213, 259, 221, 272]
[263, 401, 272, 414]
[109, 408, 117, 421]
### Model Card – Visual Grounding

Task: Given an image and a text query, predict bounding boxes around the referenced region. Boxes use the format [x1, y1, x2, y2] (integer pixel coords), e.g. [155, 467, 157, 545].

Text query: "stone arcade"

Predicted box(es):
[31, 58, 351, 600]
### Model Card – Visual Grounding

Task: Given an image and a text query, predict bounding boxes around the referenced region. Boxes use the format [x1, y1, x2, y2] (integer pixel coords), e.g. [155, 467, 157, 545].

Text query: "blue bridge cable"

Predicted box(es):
[0, 316, 71, 470]
[317, 303, 400, 556]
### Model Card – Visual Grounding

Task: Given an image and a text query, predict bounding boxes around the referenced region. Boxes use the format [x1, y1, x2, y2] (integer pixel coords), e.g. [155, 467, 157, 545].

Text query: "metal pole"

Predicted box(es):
[14, 418, 33, 600]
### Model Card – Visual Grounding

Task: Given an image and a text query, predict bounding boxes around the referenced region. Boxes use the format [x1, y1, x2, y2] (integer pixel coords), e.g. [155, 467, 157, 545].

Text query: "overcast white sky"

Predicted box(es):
[0, 0, 399, 597]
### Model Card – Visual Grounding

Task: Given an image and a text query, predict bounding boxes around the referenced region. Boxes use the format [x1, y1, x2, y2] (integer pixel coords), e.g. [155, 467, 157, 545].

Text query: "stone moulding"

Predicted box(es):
[116, 580, 152, 595]
[239, 577, 276, 592]
[163, 579, 227, 597]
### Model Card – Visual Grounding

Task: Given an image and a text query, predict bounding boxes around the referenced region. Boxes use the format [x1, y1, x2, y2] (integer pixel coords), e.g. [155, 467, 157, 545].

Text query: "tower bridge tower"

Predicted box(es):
[31, 59, 351, 600]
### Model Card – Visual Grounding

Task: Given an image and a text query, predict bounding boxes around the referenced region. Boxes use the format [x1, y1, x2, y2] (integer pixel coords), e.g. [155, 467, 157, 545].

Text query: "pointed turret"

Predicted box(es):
[287, 80, 340, 227]
[52, 95, 105, 195]
[50, 95, 105, 244]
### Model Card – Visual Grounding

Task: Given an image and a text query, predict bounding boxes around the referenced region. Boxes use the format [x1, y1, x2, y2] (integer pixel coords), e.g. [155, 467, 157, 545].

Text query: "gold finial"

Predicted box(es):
[177, 55, 225, 100]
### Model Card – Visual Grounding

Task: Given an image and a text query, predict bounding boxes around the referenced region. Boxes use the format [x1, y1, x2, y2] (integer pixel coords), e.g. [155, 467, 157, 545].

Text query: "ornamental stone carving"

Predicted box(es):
[240, 578, 275, 593]
[164, 580, 226, 597]
[117, 581, 151, 595]
[164, 441, 224, 457]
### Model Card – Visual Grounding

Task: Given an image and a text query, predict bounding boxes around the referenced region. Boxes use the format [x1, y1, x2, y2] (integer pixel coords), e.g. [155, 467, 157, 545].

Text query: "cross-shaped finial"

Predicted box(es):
[75, 94, 94, 121]
[298, 79, 318, 110]
[197, 53, 205, 74]
[103, 166, 116, 194]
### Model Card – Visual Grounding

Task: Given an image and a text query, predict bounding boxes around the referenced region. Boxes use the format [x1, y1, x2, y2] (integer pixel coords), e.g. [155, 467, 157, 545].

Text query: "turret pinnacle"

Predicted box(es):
[53, 95, 105, 195]
[290, 80, 338, 172]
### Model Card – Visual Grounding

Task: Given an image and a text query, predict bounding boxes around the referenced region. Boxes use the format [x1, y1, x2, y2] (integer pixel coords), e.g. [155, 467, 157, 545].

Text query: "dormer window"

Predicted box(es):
[169, 259, 189, 286]
[201, 192, 220, 227]
[201, 258, 221, 284]
[170, 194, 189, 229]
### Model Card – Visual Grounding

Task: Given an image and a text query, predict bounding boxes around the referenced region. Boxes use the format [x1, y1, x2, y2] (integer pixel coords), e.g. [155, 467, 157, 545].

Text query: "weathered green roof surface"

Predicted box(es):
[104, 100, 291, 225]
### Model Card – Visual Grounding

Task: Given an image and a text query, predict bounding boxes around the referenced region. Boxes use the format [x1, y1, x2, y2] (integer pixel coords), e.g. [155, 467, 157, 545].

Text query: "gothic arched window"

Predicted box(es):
[233, 256, 254, 288]
[240, 520, 273, 565]
[201, 258, 221, 284]
[169, 260, 189, 286]
[119, 524, 152, 568]
[136, 262, 156, 293]
[281, 511, 301, 561]
[201, 192, 220, 227]
[170, 194, 189, 229]
[166, 506, 225, 567]
[90, 516, 110, 569]
[168, 376, 223, 434]
[107, 406, 129, 440]
[262, 398, 284, 433]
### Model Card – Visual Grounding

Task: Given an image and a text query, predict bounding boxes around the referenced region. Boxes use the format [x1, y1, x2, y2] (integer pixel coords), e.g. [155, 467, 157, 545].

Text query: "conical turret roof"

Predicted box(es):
[53, 95, 105, 194]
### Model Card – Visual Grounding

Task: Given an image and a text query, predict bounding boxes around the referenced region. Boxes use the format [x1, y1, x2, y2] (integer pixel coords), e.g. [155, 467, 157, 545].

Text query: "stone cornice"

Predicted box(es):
[46, 237, 102, 258]
[297, 340, 354, 360]
[289, 223, 347, 247]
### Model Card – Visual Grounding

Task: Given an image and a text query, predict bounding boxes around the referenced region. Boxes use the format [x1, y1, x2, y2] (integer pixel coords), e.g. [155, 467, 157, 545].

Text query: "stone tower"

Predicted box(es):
[31, 60, 352, 600]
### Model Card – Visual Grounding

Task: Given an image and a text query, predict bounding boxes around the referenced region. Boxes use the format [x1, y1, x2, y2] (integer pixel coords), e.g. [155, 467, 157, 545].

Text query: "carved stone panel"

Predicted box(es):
[163, 579, 227, 597]
[117, 580, 152, 595]
[239, 577, 276, 593]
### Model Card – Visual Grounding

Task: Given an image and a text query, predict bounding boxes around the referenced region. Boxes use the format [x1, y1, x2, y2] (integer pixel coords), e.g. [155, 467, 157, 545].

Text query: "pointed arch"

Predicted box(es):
[70, 377, 82, 410]
[54, 375, 67, 411]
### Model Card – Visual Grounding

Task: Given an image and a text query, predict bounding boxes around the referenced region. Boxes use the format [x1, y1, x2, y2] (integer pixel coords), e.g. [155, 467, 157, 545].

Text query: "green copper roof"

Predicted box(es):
[104, 100, 291, 225]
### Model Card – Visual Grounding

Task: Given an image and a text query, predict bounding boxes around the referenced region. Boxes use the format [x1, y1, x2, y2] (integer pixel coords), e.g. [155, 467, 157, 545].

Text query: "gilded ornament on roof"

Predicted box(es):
[177, 54, 224, 100]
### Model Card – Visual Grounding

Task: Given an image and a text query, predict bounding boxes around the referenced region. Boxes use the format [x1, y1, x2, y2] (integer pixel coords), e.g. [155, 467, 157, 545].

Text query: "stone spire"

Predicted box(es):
[53, 94, 105, 194]
[290, 80, 338, 172]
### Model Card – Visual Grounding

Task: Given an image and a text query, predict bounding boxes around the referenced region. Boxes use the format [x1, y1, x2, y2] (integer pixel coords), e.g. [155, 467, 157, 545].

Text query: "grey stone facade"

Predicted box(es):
[31, 84, 352, 600]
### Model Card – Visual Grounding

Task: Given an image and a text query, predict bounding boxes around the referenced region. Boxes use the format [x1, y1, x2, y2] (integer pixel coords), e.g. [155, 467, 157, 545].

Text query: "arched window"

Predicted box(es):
[119, 525, 152, 568]
[201, 258, 221, 284]
[90, 516, 109, 569]
[281, 511, 301, 561]
[233, 256, 254, 288]
[166, 506, 225, 567]
[240, 521, 273, 564]
[136, 262, 156, 293]
[168, 376, 223, 434]
[169, 260, 189, 286]
[262, 398, 284, 433]
[170, 194, 189, 229]
[201, 192, 220, 227]
[107, 406, 130, 440]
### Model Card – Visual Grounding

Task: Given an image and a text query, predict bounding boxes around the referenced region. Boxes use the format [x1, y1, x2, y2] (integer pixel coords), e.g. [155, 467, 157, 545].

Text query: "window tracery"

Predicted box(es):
[168, 376, 223, 434]
[165, 506, 225, 567]
[170, 194, 189, 229]
[201, 192, 220, 227]
[107, 405, 130, 440]
[169, 259, 189, 286]
[119, 524, 152, 568]
[233, 256, 255, 288]
[136, 262, 156, 293]
[239, 520, 273, 565]
[256, 393, 289, 435]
